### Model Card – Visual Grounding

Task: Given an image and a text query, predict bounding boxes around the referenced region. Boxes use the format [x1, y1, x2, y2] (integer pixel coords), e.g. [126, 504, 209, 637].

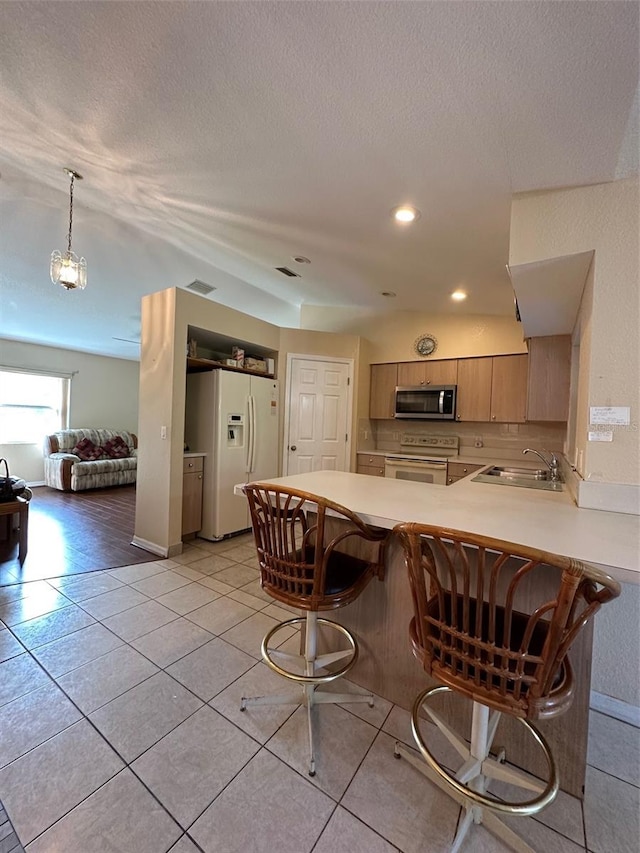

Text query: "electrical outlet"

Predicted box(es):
[160, 425, 167, 440]
[474, 436, 483, 448]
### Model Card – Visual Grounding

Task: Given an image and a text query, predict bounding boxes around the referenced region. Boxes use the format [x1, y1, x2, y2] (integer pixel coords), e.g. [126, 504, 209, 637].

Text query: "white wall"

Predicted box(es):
[509, 178, 640, 713]
[0, 338, 139, 482]
[301, 308, 526, 363]
[134, 288, 281, 556]
[592, 581, 640, 709]
[510, 177, 640, 488]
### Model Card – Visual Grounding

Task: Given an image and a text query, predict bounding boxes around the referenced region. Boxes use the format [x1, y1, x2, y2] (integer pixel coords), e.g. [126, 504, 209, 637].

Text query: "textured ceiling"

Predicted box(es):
[0, 1, 638, 359]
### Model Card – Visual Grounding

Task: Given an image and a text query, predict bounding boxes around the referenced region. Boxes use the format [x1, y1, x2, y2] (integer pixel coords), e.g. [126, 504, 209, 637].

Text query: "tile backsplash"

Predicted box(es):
[368, 420, 566, 461]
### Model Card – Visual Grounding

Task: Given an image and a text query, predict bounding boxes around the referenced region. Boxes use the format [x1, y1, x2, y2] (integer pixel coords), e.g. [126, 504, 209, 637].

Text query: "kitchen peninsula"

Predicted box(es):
[236, 469, 639, 797]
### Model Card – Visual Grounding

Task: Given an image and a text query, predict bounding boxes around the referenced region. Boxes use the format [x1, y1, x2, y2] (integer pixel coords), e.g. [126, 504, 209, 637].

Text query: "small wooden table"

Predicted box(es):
[0, 497, 29, 565]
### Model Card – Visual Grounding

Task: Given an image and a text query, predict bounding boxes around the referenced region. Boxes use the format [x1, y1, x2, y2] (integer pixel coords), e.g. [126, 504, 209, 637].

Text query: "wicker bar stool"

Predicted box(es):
[393, 522, 620, 853]
[241, 483, 388, 776]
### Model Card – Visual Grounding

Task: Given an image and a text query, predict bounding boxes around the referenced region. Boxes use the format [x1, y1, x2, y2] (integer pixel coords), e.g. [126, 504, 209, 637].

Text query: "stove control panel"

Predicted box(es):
[400, 434, 459, 456]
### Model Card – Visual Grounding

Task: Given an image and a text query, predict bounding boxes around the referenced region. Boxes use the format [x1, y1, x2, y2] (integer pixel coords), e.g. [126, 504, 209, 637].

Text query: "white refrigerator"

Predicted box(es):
[186, 370, 279, 540]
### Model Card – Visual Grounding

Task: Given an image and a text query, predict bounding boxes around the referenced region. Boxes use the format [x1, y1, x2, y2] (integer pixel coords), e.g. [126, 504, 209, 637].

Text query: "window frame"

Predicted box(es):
[0, 366, 71, 445]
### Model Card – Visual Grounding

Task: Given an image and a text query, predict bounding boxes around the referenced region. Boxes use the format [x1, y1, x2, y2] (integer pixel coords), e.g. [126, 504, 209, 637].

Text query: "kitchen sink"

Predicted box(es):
[483, 466, 550, 480]
[472, 465, 564, 491]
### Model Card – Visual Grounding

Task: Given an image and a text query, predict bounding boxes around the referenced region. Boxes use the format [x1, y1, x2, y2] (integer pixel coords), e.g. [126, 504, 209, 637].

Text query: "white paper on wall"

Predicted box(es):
[588, 431, 613, 442]
[589, 407, 630, 425]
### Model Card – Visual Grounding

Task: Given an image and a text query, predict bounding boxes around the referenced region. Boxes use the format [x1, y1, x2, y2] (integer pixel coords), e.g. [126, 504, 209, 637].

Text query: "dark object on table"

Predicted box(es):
[0, 458, 28, 501]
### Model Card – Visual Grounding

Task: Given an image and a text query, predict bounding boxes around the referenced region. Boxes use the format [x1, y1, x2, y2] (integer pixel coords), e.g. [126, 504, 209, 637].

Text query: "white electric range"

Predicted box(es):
[384, 434, 459, 485]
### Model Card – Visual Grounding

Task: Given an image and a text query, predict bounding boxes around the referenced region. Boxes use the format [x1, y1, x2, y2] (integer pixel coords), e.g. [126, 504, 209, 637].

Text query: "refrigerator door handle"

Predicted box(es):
[247, 394, 255, 473]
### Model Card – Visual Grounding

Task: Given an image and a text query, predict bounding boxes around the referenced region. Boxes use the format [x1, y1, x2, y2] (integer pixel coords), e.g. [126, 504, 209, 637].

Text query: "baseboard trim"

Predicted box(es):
[590, 691, 640, 728]
[130, 536, 184, 558]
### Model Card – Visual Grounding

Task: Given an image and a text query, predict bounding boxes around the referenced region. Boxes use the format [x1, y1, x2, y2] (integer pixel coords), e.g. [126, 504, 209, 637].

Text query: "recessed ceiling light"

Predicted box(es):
[391, 205, 420, 224]
[293, 256, 311, 264]
[381, 291, 396, 298]
[451, 290, 467, 301]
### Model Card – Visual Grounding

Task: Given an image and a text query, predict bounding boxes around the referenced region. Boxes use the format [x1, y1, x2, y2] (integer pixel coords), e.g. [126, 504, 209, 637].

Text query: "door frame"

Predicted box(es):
[282, 352, 355, 476]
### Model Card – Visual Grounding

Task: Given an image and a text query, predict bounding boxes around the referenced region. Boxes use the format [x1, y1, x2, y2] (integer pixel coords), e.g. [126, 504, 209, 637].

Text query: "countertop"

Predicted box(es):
[238, 470, 640, 583]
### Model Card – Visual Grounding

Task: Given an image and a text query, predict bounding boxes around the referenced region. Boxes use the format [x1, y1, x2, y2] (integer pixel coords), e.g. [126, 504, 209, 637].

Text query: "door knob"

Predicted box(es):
[290, 445, 297, 451]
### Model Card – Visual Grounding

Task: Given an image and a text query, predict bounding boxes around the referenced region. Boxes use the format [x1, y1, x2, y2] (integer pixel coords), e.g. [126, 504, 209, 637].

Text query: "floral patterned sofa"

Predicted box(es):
[43, 428, 138, 492]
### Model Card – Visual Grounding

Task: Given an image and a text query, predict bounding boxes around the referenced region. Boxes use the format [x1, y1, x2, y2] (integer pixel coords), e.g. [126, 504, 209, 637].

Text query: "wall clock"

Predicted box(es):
[414, 334, 438, 357]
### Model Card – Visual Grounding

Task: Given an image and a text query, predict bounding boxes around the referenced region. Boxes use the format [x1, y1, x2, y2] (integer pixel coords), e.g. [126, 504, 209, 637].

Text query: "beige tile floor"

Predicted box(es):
[1, 533, 639, 852]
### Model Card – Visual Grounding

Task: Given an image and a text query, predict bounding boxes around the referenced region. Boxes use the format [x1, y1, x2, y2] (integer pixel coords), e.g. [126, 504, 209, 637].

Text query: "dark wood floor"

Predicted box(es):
[0, 485, 156, 585]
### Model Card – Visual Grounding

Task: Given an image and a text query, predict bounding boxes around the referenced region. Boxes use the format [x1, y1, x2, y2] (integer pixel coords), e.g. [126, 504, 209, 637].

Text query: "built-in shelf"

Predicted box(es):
[186, 357, 275, 378]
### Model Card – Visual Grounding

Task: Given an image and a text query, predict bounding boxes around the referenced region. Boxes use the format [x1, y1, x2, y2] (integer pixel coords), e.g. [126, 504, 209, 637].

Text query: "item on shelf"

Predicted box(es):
[266, 358, 275, 374]
[244, 357, 267, 372]
[231, 346, 245, 367]
[222, 358, 238, 367]
[187, 339, 198, 358]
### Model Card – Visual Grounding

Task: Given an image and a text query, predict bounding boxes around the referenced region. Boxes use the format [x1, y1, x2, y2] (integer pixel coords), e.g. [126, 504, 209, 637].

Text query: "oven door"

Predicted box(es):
[384, 458, 447, 485]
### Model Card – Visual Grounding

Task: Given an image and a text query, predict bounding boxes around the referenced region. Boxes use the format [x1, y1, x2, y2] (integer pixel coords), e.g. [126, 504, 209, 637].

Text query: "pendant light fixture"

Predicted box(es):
[50, 167, 87, 290]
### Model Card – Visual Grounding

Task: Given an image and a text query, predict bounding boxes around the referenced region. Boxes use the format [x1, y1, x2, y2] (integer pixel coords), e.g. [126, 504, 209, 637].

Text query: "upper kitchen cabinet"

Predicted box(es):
[527, 335, 571, 422]
[369, 363, 398, 419]
[456, 355, 528, 423]
[397, 359, 458, 387]
[490, 355, 528, 423]
[456, 357, 493, 422]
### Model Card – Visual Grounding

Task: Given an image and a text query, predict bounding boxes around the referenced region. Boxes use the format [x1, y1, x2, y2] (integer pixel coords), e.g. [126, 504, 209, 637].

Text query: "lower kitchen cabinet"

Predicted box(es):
[356, 453, 385, 476]
[446, 461, 483, 485]
[182, 455, 204, 536]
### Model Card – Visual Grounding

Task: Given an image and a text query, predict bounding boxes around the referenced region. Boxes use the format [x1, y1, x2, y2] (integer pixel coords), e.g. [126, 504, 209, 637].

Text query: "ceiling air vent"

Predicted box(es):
[186, 279, 216, 296]
[275, 266, 300, 277]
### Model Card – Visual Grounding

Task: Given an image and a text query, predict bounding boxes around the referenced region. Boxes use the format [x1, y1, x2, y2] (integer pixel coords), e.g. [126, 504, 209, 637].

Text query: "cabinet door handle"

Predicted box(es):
[419, 379, 424, 385]
[492, 415, 496, 420]
[426, 379, 431, 385]
[457, 414, 461, 420]
[198, 474, 202, 479]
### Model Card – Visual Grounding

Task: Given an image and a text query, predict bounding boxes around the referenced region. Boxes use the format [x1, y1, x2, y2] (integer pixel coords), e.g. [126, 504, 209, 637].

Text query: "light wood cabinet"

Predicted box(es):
[446, 461, 483, 485]
[397, 359, 458, 387]
[356, 453, 385, 477]
[182, 455, 204, 536]
[456, 358, 493, 422]
[370, 353, 534, 424]
[456, 355, 528, 423]
[369, 363, 398, 419]
[526, 335, 571, 422]
[491, 355, 528, 423]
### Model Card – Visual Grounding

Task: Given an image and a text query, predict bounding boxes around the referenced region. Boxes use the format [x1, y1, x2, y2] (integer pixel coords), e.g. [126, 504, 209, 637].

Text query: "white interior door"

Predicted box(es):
[284, 356, 352, 475]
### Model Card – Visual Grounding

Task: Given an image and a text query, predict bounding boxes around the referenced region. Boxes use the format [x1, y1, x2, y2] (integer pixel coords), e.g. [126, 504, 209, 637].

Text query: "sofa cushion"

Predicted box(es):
[55, 429, 136, 455]
[102, 436, 129, 459]
[72, 438, 104, 461]
[73, 457, 137, 478]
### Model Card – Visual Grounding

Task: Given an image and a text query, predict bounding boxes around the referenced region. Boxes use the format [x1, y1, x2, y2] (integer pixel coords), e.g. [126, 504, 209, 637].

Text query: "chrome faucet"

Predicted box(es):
[523, 448, 561, 481]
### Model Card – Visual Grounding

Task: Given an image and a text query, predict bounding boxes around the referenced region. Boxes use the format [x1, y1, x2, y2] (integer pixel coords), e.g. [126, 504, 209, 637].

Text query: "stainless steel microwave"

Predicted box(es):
[394, 385, 457, 420]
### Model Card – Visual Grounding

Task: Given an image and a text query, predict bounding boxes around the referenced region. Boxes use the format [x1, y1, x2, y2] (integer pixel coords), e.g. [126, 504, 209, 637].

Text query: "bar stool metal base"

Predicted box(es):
[394, 685, 559, 853]
[240, 612, 373, 776]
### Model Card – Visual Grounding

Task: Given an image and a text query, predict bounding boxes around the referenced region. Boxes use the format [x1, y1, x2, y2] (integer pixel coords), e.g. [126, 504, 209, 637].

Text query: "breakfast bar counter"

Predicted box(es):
[239, 470, 639, 797]
[252, 469, 639, 583]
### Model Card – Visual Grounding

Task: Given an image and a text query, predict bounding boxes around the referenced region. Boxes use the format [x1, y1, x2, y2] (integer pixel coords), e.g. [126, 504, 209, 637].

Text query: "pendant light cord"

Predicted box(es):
[67, 173, 75, 254]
